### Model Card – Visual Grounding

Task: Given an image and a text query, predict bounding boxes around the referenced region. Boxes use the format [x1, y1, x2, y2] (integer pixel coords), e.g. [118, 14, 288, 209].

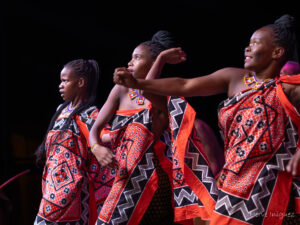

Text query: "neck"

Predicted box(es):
[255, 64, 281, 81]
[71, 95, 87, 108]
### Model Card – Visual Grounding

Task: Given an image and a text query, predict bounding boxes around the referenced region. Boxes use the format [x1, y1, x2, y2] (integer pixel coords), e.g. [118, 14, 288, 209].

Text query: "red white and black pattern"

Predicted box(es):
[97, 108, 158, 225]
[167, 96, 218, 222]
[35, 106, 115, 225]
[211, 81, 299, 225]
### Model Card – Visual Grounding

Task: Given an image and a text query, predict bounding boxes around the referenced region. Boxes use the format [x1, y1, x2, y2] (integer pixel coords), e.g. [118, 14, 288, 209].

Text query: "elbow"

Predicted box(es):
[177, 78, 190, 96]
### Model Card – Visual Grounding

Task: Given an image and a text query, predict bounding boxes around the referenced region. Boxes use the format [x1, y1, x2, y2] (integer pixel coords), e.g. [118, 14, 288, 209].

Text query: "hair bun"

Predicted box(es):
[151, 30, 175, 49]
[274, 14, 295, 30]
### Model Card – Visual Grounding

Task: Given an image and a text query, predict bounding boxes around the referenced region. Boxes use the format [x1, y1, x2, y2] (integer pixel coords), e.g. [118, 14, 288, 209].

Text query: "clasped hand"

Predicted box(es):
[92, 144, 118, 168]
[113, 67, 137, 88]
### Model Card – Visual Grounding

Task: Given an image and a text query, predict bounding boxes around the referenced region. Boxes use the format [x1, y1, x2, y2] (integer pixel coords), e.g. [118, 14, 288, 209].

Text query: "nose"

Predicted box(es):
[244, 46, 250, 54]
[59, 82, 63, 89]
[128, 60, 133, 67]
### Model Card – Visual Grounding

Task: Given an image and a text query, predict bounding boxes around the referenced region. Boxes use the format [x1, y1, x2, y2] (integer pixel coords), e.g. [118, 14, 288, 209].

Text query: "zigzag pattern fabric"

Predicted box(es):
[210, 78, 300, 225]
[97, 108, 163, 225]
[166, 96, 218, 223]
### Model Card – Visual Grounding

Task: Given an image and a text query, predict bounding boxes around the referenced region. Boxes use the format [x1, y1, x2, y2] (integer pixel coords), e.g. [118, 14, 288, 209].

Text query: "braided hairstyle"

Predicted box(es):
[35, 59, 100, 165]
[140, 30, 176, 59]
[265, 14, 298, 63]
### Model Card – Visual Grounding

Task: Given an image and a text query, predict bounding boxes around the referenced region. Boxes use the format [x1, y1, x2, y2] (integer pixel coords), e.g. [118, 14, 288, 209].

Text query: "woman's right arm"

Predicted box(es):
[115, 67, 236, 97]
[89, 85, 120, 167]
[114, 48, 240, 97]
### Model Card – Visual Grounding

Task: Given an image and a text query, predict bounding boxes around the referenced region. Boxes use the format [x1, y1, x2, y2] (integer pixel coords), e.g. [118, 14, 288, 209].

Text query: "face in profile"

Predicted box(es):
[244, 27, 276, 72]
[127, 45, 155, 79]
[59, 67, 81, 102]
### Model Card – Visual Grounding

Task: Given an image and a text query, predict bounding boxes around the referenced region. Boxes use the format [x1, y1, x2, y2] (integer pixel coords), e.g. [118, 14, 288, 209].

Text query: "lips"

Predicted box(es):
[127, 68, 134, 73]
[244, 55, 252, 63]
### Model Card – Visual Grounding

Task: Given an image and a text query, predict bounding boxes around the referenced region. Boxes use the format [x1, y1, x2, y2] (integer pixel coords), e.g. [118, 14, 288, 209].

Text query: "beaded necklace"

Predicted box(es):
[61, 102, 76, 117]
[67, 102, 75, 111]
[128, 89, 145, 105]
[244, 73, 272, 89]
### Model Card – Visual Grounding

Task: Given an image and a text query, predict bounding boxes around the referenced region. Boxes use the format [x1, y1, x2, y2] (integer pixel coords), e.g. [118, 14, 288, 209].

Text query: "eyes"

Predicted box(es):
[249, 42, 258, 47]
[60, 79, 70, 86]
[131, 54, 142, 61]
[248, 38, 262, 48]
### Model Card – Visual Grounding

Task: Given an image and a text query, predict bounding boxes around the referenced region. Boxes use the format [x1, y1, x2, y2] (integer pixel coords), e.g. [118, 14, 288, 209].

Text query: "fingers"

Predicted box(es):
[114, 67, 127, 73]
[113, 68, 130, 84]
[161, 47, 187, 64]
[286, 150, 300, 176]
[99, 154, 115, 167]
[113, 72, 123, 85]
[113, 70, 130, 84]
[92, 145, 116, 167]
[292, 152, 300, 176]
[286, 157, 293, 173]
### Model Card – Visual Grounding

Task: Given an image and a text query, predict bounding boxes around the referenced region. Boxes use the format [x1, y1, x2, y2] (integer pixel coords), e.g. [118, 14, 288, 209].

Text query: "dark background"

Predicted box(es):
[1, 1, 300, 224]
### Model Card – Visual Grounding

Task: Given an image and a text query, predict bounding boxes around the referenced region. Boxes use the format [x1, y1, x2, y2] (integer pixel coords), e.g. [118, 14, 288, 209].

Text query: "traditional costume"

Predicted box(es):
[210, 75, 300, 225]
[97, 107, 176, 225]
[96, 96, 219, 225]
[34, 105, 115, 225]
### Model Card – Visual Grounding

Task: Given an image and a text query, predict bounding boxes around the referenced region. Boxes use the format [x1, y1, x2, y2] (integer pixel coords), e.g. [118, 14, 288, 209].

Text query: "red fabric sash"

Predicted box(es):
[276, 74, 300, 148]
[167, 96, 218, 223]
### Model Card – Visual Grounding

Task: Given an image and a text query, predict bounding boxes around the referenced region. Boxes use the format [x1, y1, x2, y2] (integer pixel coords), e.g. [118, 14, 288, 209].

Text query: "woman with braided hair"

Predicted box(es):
[91, 30, 221, 225]
[34, 59, 115, 225]
[115, 15, 300, 224]
[89, 30, 179, 225]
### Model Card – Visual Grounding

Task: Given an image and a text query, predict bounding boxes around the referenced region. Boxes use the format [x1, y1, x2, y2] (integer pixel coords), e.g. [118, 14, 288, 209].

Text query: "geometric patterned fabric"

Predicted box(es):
[166, 96, 218, 223]
[97, 108, 164, 225]
[211, 79, 299, 225]
[35, 105, 115, 225]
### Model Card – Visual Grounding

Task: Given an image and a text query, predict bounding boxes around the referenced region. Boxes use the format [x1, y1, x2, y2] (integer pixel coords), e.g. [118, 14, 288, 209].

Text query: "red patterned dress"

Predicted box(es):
[34, 105, 115, 225]
[96, 101, 218, 225]
[210, 76, 300, 225]
[97, 108, 174, 225]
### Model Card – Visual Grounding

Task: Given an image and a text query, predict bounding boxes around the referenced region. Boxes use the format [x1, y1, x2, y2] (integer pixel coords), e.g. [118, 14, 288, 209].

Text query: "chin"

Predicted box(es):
[244, 63, 253, 71]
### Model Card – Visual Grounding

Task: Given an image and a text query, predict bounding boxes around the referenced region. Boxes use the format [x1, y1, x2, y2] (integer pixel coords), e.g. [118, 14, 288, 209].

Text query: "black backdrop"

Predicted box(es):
[1, 1, 300, 224]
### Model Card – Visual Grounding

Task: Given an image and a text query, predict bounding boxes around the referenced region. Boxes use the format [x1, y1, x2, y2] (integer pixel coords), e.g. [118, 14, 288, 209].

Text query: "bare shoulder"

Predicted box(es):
[110, 84, 128, 95]
[211, 67, 249, 82]
[221, 67, 249, 77]
[106, 85, 128, 102]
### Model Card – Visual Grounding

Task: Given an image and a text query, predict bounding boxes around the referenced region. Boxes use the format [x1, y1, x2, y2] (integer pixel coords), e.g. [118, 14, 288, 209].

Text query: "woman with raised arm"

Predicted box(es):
[90, 31, 186, 225]
[115, 15, 300, 225]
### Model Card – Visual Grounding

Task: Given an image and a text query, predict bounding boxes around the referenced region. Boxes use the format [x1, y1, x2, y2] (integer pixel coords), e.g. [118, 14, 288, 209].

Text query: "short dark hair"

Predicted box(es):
[265, 14, 298, 62]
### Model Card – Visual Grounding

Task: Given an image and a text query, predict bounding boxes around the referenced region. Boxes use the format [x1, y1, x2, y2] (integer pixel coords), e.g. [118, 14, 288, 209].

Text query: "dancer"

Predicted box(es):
[89, 30, 176, 225]
[34, 59, 114, 225]
[90, 29, 219, 224]
[114, 15, 300, 225]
